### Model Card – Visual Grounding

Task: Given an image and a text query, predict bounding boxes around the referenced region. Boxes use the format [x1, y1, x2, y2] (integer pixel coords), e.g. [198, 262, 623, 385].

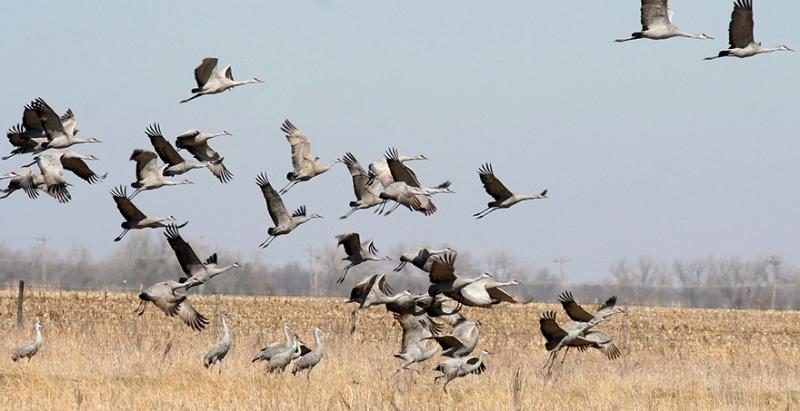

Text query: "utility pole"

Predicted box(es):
[554, 257, 570, 291]
[307, 247, 319, 297]
[35, 237, 49, 287]
[769, 255, 782, 310]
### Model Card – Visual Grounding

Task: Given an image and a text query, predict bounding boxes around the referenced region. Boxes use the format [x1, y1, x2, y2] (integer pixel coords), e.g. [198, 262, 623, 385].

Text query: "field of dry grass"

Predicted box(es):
[1, 288, 799, 410]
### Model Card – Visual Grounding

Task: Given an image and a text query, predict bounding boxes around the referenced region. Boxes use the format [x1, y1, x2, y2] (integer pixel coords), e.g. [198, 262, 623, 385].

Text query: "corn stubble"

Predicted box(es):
[1, 289, 799, 410]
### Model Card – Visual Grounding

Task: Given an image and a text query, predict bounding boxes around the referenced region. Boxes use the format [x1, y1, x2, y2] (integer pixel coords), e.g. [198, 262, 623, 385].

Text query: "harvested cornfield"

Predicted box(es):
[1, 289, 799, 410]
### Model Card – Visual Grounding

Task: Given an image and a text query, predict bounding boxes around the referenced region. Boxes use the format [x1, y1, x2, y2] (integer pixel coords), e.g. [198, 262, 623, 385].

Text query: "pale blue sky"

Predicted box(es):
[1, 1, 799, 282]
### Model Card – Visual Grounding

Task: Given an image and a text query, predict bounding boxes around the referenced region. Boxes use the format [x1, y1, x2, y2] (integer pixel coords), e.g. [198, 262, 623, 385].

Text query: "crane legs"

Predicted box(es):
[179, 93, 204, 104]
[375, 200, 388, 214]
[259, 235, 277, 248]
[114, 229, 130, 242]
[337, 264, 354, 284]
[474, 207, 499, 219]
[339, 208, 358, 219]
[279, 180, 299, 195]
[383, 202, 401, 216]
[393, 261, 407, 272]
[129, 188, 144, 200]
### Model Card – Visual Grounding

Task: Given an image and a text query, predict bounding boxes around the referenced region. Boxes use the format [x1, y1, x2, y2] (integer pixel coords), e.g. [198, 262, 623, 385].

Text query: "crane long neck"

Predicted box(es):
[221, 319, 230, 341]
[283, 326, 291, 344]
[34, 326, 43, 344]
[313, 329, 322, 347]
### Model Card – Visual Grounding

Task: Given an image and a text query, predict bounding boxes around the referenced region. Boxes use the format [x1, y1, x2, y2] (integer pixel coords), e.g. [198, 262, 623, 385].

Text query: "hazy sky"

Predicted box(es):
[1, 1, 799, 283]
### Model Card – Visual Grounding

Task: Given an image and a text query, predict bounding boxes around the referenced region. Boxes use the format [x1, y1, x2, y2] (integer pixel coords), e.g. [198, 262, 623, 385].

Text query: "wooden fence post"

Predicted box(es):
[17, 280, 24, 329]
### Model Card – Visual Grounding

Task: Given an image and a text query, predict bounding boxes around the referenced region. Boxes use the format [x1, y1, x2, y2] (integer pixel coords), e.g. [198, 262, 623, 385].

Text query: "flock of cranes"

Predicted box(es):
[617, 0, 793, 60]
[4, 0, 791, 390]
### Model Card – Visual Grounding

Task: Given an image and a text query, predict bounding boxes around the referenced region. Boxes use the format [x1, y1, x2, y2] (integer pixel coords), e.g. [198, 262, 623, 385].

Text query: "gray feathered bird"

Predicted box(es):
[204, 315, 231, 371]
[12, 321, 43, 363]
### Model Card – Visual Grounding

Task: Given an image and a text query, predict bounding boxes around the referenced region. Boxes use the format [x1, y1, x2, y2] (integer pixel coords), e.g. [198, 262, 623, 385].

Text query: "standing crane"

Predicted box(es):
[615, 0, 713, 42]
[110, 185, 186, 241]
[135, 279, 209, 331]
[164, 224, 240, 288]
[256, 173, 322, 248]
[145, 124, 211, 177]
[339, 152, 383, 219]
[12, 321, 43, 363]
[474, 163, 547, 219]
[204, 315, 231, 372]
[31, 98, 101, 149]
[252, 324, 293, 363]
[292, 327, 325, 378]
[129, 149, 193, 199]
[279, 119, 341, 194]
[705, 0, 793, 60]
[335, 232, 392, 284]
[179, 57, 263, 103]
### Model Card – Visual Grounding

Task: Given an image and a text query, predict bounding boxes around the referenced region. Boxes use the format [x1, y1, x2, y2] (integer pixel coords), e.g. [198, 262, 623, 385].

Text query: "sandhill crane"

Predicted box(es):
[368, 153, 428, 188]
[447, 276, 522, 307]
[110, 185, 185, 241]
[433, 349, 491, 393]
[204, 315, 231, 372]
[12, 321, 43, 363]
[256, 173, 322, 248]
[335, 232, 392, 283]
[265, 335, 299, 373]
[615, 0, 713, 42]
[4, 124, 48, 160]
[179, 57, 263, 103]
[413, 294, 463, 318]
[279, 120, 341, 194]
[425, 314, 481, 358]
[0, 169, 49, 200]
[24, 149, 106, 184]
[424, 251, 492, 297]
[346, 272, 395, 333]
[252, 324, 293, 363]
[292, 327, 325, 378]
[394, 313, 441, 373]
[474, 163, 547, 219]
[145, 124, 210, 177]
[339, 152, 383, 219]
[539, 311, 620, 374]
[164, 224, 240, 288]
[174, 128, 233, 182]
[129, 149, 193, 199]
[558, 291, 624, 323]
[135, 279, 209, 331]
[377, 148, 452, 216]
[28, 152, 71, 203]
[31, 98, 100, 149]
[705, 0, 793, 60]
[394, 247, 453, 273]
[175, 128, 232, 149]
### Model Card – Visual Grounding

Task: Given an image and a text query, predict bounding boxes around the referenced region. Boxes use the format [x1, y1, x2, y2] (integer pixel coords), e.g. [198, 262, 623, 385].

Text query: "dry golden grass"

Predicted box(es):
[1, 288, 799, 410]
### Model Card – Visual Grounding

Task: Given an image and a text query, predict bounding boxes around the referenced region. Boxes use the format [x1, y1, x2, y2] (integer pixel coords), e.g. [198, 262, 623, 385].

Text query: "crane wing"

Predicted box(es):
[60, 109, 77, 137]
[641, 0, 670, 30]
[22, 105, 42, 130]
[129, 149, 160, 182]
[176, 299, 209, 331]
[31, 98, 67, 141]
[581, 331, 622, 360]
[164, 224, 204, 276]
[368, 160, 395, 188]
[60, 156, 106, 184]
[336, 232, 362, 257]
[194, 57, 219, 88]
[539, 311, 568, 344]
[256, 173, 291, 227]
[477, 163, 512, 201]
[174, 129, 200, 149]
[729, 0, 754, 49]
[558, 291, 595, 322]
[458, 280, 493, 306]
[224, 65, 234, 80]
[385, 148, 421, 187]
[487, 286, 519, 304]
[342, 152, 377, 200]
[281, 120, 313, 172]
[185, 143, 233, 183]
[394, 313, 428, 353]
[146, 124, 184, 166]
[428, 251, 457, 283]
[110, 185, 146, 221]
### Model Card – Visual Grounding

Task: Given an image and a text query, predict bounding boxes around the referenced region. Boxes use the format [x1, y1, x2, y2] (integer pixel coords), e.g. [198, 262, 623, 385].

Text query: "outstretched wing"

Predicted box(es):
[146, 124, 184, 166]
[194, 57, 219, 88]
[281, 120, 313, 172]
[185, 143, 232, 183]
[164, 224, 203, 276]
[385, 148, 421, 187]
[478, 163, 512, 201]
[342, 152, 378, 200]
[130, 149, 159, 182]
[177, 299, 209, 331]
[336, 232, 362, 256]
[641, 0, 670, 31]
[729, 0, 754, 49]
[61, 156, 106, 184]
[111, 186, 146, 220]
[428, 251, 457, 283]
[31, 98, 67, 141]
[256, 173, 290, 227]
[539, 311, 567, 348]
[558, 291, 595, 323]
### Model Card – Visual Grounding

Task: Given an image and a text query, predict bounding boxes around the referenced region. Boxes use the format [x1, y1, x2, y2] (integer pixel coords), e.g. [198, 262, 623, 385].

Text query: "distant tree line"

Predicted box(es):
[1, 233, 798, 310]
